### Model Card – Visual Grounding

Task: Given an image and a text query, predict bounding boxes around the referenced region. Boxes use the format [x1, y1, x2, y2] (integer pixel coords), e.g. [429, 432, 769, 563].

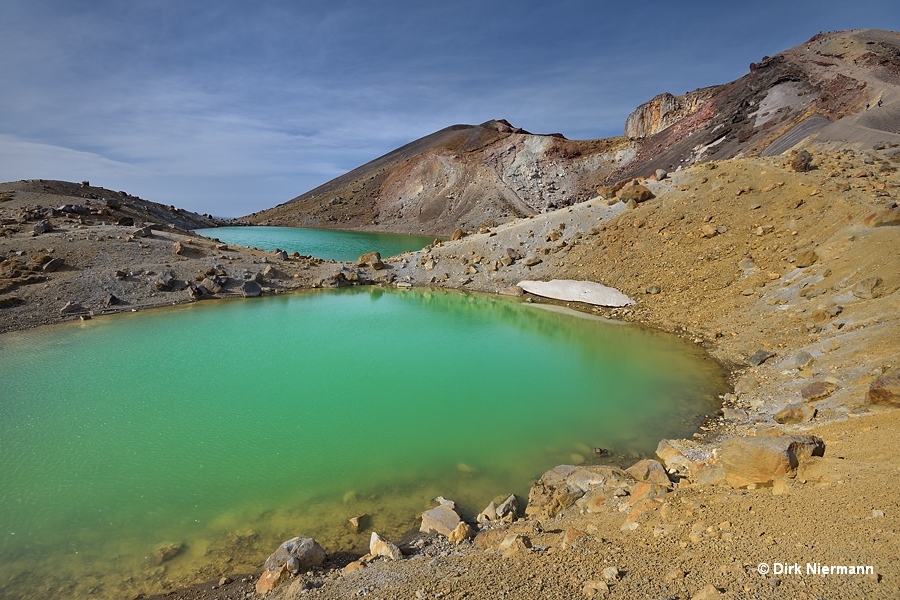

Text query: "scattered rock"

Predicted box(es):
[625, 459, 671, 486]
[618, 184, 654, 203]
[691, 583, 725, 599]
[581, 579, 608, 597]
[155, 542, 183, 563]
[523, 256, 542, 267]
[495, 493, 520, 521]
[789, 149, 812, 172]
[773, 402, 817, 424]
[645, 285, 660, 294]
[255, 565, 288, 595]
[132, 225, 153, 238]
[263, 536, 326, 572]
[273, 250, 288, 261]
[59, 301, 86, 315]
[173, 241, 184, 256]
[369, 532, 402, 561]
[801, 381, 838, 401]
[794, 250, 818, 268]
[601, 566, 621, 581]
[719, 435, 825, 488]
[498, 533, 531, 557]
[420, 504, 461, 537]
[748, 349, 775, 367]
[348, 515, 366, 532]
[863, 208, 900, 227]
[33, 220, 53, 234]
[447, 522, 474, 544]
[868, 370, 900, 406]
[450, 228, 465, 241]
[790, 351, 814, 370]
[852, 276, 884, 299]
[358, 251, 385, 270]
[42, 257, 64, 272]
[241, 280, 262, 297]
[526, 465, 634, 520]
[655, 168, 668, 180]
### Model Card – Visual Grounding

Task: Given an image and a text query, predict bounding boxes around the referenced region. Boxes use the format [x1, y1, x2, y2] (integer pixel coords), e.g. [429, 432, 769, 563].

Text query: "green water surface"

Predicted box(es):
[0, 288, 725, 599]
[194, 226, 435, 261]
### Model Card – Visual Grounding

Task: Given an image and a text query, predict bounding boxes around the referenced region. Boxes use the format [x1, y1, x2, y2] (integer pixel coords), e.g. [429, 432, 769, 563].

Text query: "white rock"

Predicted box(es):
[517, 279, 635, 307]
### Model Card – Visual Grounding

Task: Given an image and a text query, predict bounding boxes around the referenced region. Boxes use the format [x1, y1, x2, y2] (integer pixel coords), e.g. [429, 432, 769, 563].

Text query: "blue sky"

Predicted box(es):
[1, 1, 897, 217]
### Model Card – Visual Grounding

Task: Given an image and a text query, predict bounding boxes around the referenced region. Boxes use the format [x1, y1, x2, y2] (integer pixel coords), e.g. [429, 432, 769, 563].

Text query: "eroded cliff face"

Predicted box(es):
[246, 121, 634, 236]
[624, 88, 718, 139]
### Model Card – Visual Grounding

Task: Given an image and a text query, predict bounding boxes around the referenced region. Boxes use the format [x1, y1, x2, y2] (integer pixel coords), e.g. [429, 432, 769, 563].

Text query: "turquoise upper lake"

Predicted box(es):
[0, 287, 726, 600]
[194, 226, 436, 261]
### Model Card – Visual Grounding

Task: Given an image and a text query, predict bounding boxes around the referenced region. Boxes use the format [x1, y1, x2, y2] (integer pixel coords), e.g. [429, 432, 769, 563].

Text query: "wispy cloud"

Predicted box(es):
[1, 0, 898, 216]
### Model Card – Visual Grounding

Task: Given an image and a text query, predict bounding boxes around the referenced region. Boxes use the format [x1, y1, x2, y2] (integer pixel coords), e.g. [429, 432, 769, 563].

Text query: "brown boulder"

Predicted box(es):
[617, 184, 654, 203]
[794, 250, 818, 268]
[773, 402, 816, 424]
[450, 228, 465, 241]
[801, 381, 838, 401]
[625, 459, 671, 486]
[255, 565, 288, 595]
[868, 370, 900, 406]
[719, 435, 825, 488]
[526, 465, 634, 520]
[357, 251, 384, 270]
[789, 149, 812, 172]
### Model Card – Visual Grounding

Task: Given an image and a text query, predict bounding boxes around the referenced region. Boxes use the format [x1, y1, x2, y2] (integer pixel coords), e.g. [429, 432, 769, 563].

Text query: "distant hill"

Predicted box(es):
[247, 29, 900, 235]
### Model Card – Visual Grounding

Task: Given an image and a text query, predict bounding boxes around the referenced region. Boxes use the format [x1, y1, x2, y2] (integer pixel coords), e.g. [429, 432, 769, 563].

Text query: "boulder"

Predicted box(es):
[59, 301, 86, 315]
[155, 542, 183, 563]
[526, 465, 634, 520]
[748, 349, 775, 366]
[173, 241, 184, 256]
[868, 370, 900, 407]
[447, 522, 474, 544]
[131, 225, 153, 238]
[420, 504, 461, 537]
[33, 219, 53, 234]
[357, 251, 384, 270]
[495, 494, 519, 522]
[263, 537, 325, 572]
[655, 438, 708, 475]
[154, 270, 187, 292]
[273, 250, 288, 261]
[199, 278, 223, 294]
[800, 381, 838, 401]
[369, 532, 402, 560]
[863, 208, 900, 227]
[794, 250, 818, 268]
[655, 168, 668, 180]
[498, 533, 531, 557]
[625, 459, 671, 486]
[241, 280, 262, 297]
[117, 216, 134, 226]
[719, 435, 825, 488]
[476, 502, 497, 527]
[42, 257, 64, 273]
[450, 228, 465, 241]
[789, 149, 812, 172]
[773, 402, 816, 424]
[852, 276, 884, 299]
[517, 279, 634, 307]
[617, 184, 654, 203]
[255, 565, 288, 595]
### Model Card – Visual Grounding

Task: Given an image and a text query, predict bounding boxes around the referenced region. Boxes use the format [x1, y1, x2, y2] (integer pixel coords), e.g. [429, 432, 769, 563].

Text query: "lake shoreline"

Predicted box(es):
[2, 150, 899, 598]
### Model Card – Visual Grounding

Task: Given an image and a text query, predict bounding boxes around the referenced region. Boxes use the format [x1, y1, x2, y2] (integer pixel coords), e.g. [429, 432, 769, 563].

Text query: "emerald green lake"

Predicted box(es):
[0, 288, 726, 599]
[194, 226, 435, 261]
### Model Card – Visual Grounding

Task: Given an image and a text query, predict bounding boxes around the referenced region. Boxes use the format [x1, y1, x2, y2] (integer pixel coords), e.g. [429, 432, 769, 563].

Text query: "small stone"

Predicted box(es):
[618, 184, 654, 203]
[582, 579, 608, 597]
[155, 542, 183, 563]
[601, 566, 621, 581]
[447, 522, 474, 544]
[450, 228, 464, 241]
[357, 251, 384, 270]
[789, 149, 812, 172]
[794, 250, 818, 268]
[700, 224, 718, 238]
[655, 168, 668, 180]
[348, 515, 366, 532]
[33, 219, 53, 234]
[174, 241, 184, 255]
[873, 509, 885, 518]
[218, 577, 231, 586]
[645, 285, 660, 294]
[255, 565, 288, 595]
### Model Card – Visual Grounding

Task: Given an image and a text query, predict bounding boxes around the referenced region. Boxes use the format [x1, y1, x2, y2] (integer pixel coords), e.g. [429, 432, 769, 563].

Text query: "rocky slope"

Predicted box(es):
[245, 120, 631, 236]
[249, 29, 900, 238]
[2, 27, 900, 600]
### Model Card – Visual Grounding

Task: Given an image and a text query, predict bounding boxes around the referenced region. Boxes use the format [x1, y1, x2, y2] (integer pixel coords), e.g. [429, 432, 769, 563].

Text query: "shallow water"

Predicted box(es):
[194, 226, 435, 261]
[0, 288, 726, 599]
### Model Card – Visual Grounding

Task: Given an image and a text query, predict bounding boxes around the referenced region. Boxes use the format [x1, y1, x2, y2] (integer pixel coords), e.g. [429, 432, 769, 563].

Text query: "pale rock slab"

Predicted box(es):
[517, 279, 635, 307]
